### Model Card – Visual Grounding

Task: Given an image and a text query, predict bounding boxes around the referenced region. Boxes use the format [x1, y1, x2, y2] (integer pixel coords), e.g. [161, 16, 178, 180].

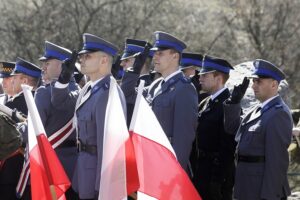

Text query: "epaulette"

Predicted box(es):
[92, 81, 109, 95]
[262, 102, 283, 113]
[179, 76, 191, 84]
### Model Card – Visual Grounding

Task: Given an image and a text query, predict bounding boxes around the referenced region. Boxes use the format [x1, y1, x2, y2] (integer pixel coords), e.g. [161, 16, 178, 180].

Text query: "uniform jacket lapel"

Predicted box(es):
[244, 96, 282, 125]
[76, 75, 110, 110]
[153, 72, 183, 100]
[200, 88, 230, 114]
[246, 106, 262, 124]
[76, 82, 92, 110]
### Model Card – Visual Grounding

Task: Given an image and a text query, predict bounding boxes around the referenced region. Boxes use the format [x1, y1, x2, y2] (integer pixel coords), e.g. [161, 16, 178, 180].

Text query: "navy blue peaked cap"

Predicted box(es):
[151, 31, 186, 53]
[121, 39, 153, 60]
[250, 59, 285, 82]
[180, 52, 203, 69]
[12, 58, 41, 78]
[39, 41, 72, 61]
[79, 33, 118, 56]
[200, 55, 233, 74]
[0, 61, 15, 78]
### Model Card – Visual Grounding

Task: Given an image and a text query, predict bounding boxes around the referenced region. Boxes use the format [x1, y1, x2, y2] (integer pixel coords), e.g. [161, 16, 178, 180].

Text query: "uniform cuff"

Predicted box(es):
[54, 81, 69, 88]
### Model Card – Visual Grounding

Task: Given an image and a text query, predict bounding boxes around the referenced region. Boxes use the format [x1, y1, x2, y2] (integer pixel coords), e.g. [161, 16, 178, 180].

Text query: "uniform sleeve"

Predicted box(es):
[34, 87, 49, 126]
[51, 82, 79, 111]
[223, 102, 242, 135]
[172, 84, 198, 169]
[120, 71, 140, 105]
[261, 109, 292, 199]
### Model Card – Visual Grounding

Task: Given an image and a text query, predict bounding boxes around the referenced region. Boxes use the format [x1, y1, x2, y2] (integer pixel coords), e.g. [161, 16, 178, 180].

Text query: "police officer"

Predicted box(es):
[192, 55, 236, 200]
[224, 59, 292, 200]
[180, 52, 202, 77]
[0, 61, 15, 104]
[0, 58, 41, 200]
[5, 58, 41, 115]
[35, 41, 80, 199]
[180, 52, 209, 103]
[118, 38, 155, 125]
[72, 33, 126, 200]
[120, 39, 154, 86]
[122, 31, 198, 170]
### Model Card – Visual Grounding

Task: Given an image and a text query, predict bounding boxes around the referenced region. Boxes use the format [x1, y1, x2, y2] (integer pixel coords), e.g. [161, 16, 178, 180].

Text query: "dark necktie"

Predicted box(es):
[84, 85, 92, 95]
[255, 106, 262, 113]
[208, 98, 213, 106]
[204, 98, 212, 111]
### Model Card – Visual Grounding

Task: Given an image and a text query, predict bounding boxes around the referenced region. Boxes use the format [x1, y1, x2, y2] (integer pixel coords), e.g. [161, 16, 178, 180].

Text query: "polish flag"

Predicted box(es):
[22, 85, 70, 200]
[129, 81, 201, 200]
[98, 77, 139, 200]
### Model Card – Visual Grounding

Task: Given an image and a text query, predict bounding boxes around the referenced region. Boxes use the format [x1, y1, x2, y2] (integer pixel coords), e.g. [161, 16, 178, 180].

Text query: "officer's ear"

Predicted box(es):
[271, 79, 279, 89]
[173, 52, 180, 60]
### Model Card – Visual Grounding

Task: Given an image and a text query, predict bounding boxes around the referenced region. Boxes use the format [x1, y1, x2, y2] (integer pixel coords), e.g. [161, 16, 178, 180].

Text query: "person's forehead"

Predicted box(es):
[80, 51, 97, 57]
[200, 71, 214, 77]
[11, 74, 23, 80]
[252, 77, 273, 83]
[3, 76, 14, 80]
[41, 58, 60, 64]
[154, 49, 171, 54]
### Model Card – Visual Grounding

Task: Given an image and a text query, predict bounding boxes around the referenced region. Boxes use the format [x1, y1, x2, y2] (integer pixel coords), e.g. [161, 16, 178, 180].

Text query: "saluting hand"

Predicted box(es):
[227, 77, 250, 104]
[58, 50, 78, 84]
[190, 71, 201, 92]
[111, 54, 122, 79]
[132, 42, 151, 74]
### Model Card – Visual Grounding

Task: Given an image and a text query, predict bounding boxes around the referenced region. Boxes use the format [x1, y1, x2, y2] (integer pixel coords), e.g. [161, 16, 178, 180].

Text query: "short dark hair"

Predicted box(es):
[213, 71, 229, 83]
[169, 48, 181, 63]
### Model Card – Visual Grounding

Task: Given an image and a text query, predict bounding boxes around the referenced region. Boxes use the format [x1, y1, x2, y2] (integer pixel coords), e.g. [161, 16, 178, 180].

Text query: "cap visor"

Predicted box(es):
[121, 52, 136, 61]
[0, 74, 11, 78]
[198, 69, 216, 75]
[180, 65, 200, 70]
[247, 74, 259, 79]
[150, 47, 159, 51]
[248, 74, 275, 80]
[78, 49, 95, 55]
[38, 56, 48, 61]
[10, 72, 20, 76]
[150, 46, 171, 51]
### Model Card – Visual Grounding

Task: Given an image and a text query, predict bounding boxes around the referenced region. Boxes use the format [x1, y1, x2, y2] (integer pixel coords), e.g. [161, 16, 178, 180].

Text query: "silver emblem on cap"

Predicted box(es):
[155, 33, 159, 40]
[255, 61, 259, 68]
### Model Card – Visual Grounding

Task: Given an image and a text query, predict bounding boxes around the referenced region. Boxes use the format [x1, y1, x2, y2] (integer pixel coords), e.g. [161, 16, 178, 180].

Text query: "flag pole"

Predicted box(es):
[22, 84, 58, 200]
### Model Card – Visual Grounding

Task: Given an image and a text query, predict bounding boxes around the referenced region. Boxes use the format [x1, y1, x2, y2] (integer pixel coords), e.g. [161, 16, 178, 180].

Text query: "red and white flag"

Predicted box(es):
[99, 77, 139, 200]
[22, 85, 70, 200]
[129, 81, 201, 200]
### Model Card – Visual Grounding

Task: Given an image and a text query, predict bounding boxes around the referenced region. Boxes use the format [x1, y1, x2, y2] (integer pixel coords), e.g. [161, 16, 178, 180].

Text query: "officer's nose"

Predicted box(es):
[40, 63, 47, 71]
[78, 56, 83, 64]
[120, 60, 125, 67]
